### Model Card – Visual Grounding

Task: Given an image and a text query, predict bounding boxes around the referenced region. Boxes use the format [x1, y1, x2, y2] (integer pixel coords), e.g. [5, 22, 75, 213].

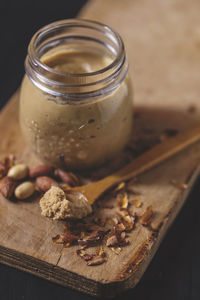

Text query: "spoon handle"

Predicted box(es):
[98, 124, 200, 189]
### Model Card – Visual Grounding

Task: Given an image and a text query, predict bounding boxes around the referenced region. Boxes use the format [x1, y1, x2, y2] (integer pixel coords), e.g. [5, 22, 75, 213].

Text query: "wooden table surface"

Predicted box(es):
[1, 0, 200, 299]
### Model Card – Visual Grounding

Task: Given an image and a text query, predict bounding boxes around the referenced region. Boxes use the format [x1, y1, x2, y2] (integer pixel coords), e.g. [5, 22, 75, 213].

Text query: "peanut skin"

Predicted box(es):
[36, 176, 58, 192]
[29, 165, 54, 178]
[54, 169, 79, 186]
[0, 176, 17, 198]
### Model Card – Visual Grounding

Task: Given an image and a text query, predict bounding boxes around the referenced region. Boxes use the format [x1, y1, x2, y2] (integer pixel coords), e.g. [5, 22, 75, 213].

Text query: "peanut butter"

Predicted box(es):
[20, 50, 133, 170]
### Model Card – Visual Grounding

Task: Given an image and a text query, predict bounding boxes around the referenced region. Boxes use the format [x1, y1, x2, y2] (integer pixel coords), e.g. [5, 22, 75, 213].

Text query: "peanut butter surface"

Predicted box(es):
[43, 51, 110, 73]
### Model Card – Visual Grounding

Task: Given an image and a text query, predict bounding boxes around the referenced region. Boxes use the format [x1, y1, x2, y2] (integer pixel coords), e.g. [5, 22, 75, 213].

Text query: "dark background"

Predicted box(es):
[0, 1, 200, 299]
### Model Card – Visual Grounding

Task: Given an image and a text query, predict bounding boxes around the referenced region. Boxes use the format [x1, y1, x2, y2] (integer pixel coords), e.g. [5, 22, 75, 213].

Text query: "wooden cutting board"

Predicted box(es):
[1, 0, 200, 298]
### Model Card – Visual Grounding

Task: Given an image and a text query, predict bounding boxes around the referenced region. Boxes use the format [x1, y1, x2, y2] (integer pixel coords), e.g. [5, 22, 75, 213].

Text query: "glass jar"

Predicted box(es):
[20, 19, 133, 170]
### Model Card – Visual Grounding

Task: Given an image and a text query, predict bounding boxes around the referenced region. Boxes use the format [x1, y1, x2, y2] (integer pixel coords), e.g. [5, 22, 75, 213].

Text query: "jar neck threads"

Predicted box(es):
[25, 19, 128, 102]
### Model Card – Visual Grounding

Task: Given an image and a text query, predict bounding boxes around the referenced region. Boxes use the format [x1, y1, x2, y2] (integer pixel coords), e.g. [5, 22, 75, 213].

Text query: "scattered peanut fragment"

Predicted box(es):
[114, 182, 125, 192]
[87, 246, 106, 266]
[77, 246, 106, 266]
[120, 192, 129, 209]
[14, 181, 35, 200]
[8, 164, 29, 180]
[52, 232, 79, 247]
[110, 247, 121, 255]
[119, 211, 136, 231]
[86, 255, 106, 266]
[131, 199, 142, 208]
[76, 249, 95, 262]
[0, 176, 17, 198]
[106, 235, 118, 247]
[140, 205, 154, 226]
[170, 180, 188, 190]
[29, 165, 54, 178]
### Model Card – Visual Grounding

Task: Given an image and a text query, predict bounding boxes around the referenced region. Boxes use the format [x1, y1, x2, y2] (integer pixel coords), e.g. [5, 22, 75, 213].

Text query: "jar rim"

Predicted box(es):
[29, 18, 125, 78]
[25, 18, 129, 100]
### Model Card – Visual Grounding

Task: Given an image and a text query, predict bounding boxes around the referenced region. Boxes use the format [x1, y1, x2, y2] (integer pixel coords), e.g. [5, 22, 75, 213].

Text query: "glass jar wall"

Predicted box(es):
[20, 19, 133, 170]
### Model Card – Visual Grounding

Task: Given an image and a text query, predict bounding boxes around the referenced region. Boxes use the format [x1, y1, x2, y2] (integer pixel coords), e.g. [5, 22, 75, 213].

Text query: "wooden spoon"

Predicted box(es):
[70, 124, 200, 204]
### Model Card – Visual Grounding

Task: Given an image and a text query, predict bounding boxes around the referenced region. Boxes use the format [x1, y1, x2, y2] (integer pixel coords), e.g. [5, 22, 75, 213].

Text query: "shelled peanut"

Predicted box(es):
[7, 164, 29, 180]
[0, 155, 79, 201]
[15, 182, 35, 200]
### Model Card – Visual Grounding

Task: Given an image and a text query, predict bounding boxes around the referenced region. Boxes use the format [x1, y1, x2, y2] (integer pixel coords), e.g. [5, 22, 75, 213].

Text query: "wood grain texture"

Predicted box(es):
[1, 0, 200, 297]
